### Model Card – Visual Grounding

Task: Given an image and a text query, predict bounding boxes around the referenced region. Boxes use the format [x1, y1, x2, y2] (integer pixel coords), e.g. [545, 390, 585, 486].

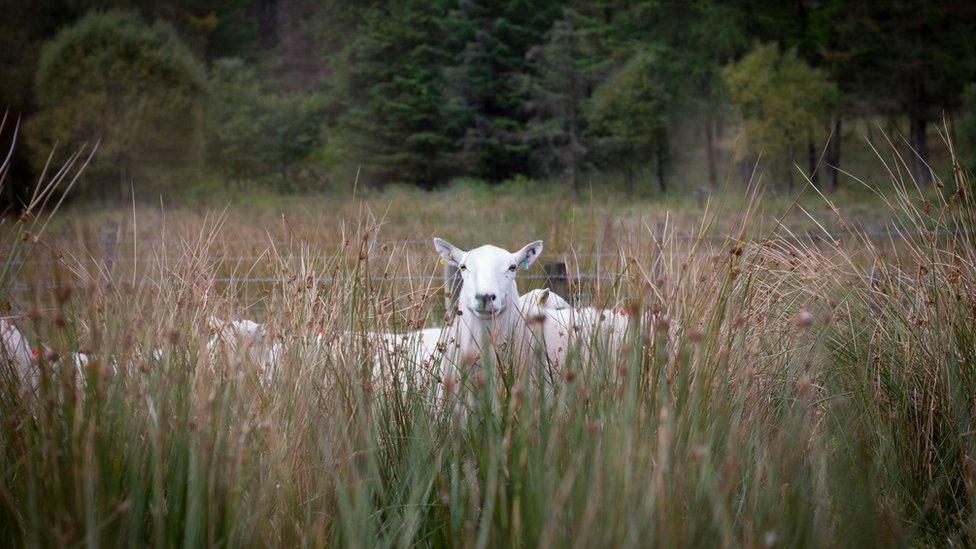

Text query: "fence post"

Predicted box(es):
[101, 227, 118, 275]
[543, 261, 568, 301]
[443, 263, 461, 311]
[652, 221, 665, 281]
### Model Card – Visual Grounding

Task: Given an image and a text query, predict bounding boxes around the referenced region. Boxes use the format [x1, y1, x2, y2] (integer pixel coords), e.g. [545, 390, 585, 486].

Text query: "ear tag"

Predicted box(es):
[520, 258, 530, 270]
[439, 258, 445, 265]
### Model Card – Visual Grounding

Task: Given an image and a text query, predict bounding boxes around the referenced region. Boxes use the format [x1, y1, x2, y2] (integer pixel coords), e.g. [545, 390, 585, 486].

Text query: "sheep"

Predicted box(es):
[207, 317, 282, 381]
[202, 236, 551, 396]
[516, 288, 571, 317]
[518, 295, 633, 377]
[0, 318, 109, 398]
[431, 238, 544, 374]
[1, 318, 36, 391]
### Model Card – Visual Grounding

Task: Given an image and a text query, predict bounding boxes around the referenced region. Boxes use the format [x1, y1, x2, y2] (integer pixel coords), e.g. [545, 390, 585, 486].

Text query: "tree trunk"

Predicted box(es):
[118, 152, 130, 203]
[807, 134, 819, 186]
[656, 147, 667, 193]
[910, 111, 932, 187]
[786, 146, 795, 193]
[706, 116, 718, 189]
[826, 117, 841, 192]
[253, 0, 279, 48]
[569, 163, 580, 199]
[740, 153, 754, 188]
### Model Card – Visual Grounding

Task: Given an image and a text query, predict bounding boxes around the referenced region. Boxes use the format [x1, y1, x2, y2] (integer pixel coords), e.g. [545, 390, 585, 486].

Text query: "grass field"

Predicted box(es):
[1, 146, 975, 546]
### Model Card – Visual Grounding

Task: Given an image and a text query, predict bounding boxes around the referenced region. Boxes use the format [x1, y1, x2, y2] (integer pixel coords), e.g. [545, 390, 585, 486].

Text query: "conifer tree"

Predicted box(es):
[522, 9, 605, 195]
[446, 0, 562, 181]
[334, 0, 459, 188]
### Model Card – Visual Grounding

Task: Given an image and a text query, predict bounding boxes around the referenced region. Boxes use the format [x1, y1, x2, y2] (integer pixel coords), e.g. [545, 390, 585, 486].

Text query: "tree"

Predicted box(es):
[205, 59, 270, 181]
[0, 0, 111, 209]
[808, 0, 976, 187]
[685, 1, 748, 189]
[723, 43, 837, 190]
[576, 0, 747, 190]
[445, 0, 561, 181]
[332, 1, 459, 188]
[961, 83, 976, 170]
[589, 48, 675, 193]
[523, 9, 603, 196]
[26, 10, 206, 197]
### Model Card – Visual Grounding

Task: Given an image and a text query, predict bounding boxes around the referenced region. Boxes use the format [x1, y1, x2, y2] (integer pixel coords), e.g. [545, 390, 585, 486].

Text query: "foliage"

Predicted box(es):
[25, 10, 206, 197]
[332, 0, 460, 188]
[5, 0, 976, 198]
[445, 0, 562, 181]
[205, 58, 325, 186]
[961, 83, 976, 169]
[523, 9, 603, 193]
[806, 0, 976, 185]
[589, 48, 676, 192]
[723, 43, 837, 179]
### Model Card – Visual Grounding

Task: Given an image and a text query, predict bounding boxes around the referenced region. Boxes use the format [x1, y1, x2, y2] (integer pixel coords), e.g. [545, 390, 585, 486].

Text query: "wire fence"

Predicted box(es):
[3, 229, 964, 294]
[5, 272, 624, 294]
[3, 228, 962, 265]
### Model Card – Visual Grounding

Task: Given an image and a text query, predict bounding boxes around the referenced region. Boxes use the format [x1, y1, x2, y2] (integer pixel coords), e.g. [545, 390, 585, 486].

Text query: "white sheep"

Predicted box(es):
[431, 238, 544, 373]
[518, 294, 634, 376]
[0, 318, 109, 397]
[203, 235, 549, 397]
[1, 318, 36, 391]
[207, 317, 282, 381]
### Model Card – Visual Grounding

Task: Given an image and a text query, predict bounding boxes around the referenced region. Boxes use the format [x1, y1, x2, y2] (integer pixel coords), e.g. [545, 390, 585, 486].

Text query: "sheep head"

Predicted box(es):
[433, 238, 543, 319]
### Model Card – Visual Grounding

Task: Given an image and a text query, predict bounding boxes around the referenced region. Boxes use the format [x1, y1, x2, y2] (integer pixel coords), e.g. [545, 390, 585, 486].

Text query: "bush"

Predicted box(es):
[26, 10, 206, 197]
[205, 58, 326, 188]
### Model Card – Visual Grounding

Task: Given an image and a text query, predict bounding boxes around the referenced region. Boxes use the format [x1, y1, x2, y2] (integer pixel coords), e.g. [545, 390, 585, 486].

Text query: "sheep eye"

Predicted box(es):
[508, 264, 517, 272]
[459, 264, 467, 271]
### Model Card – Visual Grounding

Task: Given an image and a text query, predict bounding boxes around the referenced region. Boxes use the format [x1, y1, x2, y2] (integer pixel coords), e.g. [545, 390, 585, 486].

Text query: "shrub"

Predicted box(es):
[205, 58, 325, 187]
[26, 10, 206, 197]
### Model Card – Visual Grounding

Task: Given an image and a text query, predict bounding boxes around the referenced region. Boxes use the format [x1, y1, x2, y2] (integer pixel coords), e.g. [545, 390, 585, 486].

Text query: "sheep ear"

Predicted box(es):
[207, 316, 224, 334]
[537, 289, 550, 305]
[433, 237, 465, 267]
[514, 240, 543, 270]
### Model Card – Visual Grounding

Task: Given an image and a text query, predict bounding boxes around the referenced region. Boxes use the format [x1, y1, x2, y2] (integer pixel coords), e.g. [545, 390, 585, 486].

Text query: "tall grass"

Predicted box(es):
[1, 142, 974, 547]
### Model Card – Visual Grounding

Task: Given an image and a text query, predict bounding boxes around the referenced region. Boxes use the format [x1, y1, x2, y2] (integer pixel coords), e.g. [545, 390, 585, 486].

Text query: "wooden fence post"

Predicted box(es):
[651, 221, 665, 281]
[543, 261, 568, 301]
[443, 263, 461, 311]
[101, 227, 118, 274]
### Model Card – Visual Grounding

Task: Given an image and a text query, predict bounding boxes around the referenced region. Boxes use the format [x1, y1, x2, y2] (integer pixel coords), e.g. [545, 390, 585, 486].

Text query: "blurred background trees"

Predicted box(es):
[723, 43, 837, 191]
[206, 58, 325, 188]
[25, 10, 206, 197]
[2, 0, 975, 205]
[589, 47, 677, 194]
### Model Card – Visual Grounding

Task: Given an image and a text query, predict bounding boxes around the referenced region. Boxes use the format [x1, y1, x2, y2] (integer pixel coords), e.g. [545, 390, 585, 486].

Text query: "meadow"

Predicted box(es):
[1, 144, 975, 547]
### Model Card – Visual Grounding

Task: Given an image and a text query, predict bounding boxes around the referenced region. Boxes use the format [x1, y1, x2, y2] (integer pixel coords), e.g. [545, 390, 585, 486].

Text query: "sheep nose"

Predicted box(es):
[476, 293, 496, 304]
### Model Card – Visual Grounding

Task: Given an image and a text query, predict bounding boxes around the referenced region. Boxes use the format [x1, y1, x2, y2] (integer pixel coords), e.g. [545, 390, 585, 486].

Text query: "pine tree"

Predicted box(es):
[808, 0, 976, 187]
[446, 0, 562, 181]
[523, 8, 604, 196]
[333, 0, 459, 188]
